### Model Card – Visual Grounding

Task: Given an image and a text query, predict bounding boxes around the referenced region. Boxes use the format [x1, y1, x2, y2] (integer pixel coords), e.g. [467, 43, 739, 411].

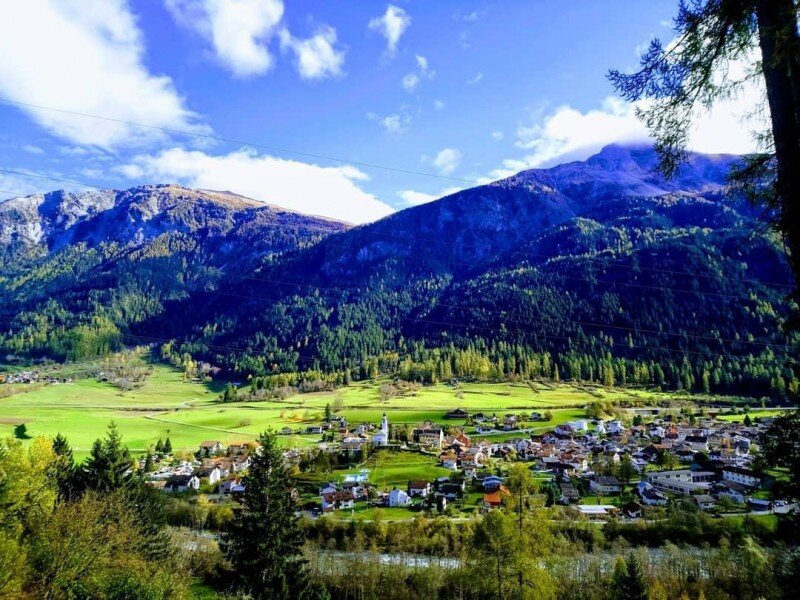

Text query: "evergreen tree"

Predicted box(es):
[51, 433, 76, 500]
[143, 451, 155, 473]
[82, 422, 133, 492]
[612, 554, 649, 600]
[163, 437, 172, 454]
[222, 431, 311, 599]
[155, 438, 164, 453]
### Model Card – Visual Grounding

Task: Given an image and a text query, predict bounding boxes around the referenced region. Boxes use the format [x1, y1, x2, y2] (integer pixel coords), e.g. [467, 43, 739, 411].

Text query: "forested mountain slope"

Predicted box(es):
[1, 147, 796, 397]
[0, 184, 348, 359]
[177, 145, 796, 396]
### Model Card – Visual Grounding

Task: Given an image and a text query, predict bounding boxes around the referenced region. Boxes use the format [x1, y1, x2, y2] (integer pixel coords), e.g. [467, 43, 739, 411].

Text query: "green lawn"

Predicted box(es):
[0, 357, 727, 461]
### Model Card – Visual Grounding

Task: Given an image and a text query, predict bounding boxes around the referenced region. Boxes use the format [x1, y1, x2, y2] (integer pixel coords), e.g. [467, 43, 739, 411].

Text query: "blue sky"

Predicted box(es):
[0, 1, 763, 223]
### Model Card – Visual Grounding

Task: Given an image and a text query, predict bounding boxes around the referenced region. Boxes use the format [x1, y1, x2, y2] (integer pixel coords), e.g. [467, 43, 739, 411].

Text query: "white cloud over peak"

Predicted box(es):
[490, 79, 765, 179]
[0, 0, 206, 148]
[279, 26, 345, 80]
[397, 186, 463, 206]
[369, 5, 411, 57]
[431, 148, 462, 175]
[165, 0, 284, 78]
[119, 147, 394, 224]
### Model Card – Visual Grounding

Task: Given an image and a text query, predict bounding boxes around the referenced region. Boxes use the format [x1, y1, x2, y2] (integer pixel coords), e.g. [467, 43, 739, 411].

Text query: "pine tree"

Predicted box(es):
[222, 431, 311, 599]
[83, 421, 133, 492]
[163, 437, 172, 454]
[612, 554, 649, 600]
[143, 451, 155, 473]
[52, 433, 76, 499]
[155, 438, 164, 453]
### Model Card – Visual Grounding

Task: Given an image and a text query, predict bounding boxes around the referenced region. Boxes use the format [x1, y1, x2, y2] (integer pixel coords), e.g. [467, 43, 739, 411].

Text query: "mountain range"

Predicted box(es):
[1, 145, 795, 396]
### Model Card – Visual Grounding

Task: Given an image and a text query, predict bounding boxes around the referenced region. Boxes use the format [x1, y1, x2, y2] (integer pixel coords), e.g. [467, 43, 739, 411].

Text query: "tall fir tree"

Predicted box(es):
[612, 554, 649, 600]
[222, 431, 312, 599]
[82, 421, 132, 492]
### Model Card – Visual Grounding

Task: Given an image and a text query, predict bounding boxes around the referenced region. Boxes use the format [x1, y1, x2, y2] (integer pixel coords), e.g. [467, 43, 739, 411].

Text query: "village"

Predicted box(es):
[141, 404, 792, 521]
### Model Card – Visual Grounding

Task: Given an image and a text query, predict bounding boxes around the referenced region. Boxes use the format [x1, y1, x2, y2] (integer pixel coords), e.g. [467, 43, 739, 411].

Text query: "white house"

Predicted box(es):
[388, 488, 411, 507]
[408, 481, 431, 497]
[164, 475, 200, 493]
[590, 475, 622, 495]
[192, 466, 221, 485]
[722, 467, 762, 488]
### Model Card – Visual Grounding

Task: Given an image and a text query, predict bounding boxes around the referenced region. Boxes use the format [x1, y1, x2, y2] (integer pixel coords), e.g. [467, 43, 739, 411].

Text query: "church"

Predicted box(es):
[372, 414, 389, 447]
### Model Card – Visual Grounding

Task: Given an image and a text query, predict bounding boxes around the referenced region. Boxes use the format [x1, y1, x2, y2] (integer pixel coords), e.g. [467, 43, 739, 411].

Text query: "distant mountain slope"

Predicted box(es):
[1, 147, 796, 397]
[0, 184, 348, 359]
[174, 145, 796, 395]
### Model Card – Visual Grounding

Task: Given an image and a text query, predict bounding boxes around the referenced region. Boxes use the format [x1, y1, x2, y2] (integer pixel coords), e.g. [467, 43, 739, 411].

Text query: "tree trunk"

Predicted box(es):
[755, 0, 800, 303]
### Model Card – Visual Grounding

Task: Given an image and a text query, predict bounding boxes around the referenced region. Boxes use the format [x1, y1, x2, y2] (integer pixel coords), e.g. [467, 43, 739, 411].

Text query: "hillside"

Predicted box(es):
[0, 184, 349, 359]
[1, 147, 796, 396]
[174, 145, 797, 395]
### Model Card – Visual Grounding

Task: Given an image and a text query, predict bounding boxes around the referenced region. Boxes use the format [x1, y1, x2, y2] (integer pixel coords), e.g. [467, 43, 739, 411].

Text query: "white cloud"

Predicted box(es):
[490, 79, 765, 179]
[0, 0, 206, 148]
[165, 0, 284, 78]
[434, 99, 445, 110]
[367, 112, 410, 134]
[397, 185, 463, 206]
[466, 72, 484, 85]
[490, 131, 504, 141]
[402, 53, 434, 91]
[431, 148, 462, 176]
[119, 147, 394, 224]
[22, 144, 45, 155]
[402, 73, 420, 91]
[368, 5, 411, 57]
[278, 26, 345, 80]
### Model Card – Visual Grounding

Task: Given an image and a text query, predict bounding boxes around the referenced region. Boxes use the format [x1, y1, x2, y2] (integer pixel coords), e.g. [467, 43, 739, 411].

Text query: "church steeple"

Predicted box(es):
[381, 413, 388, 435]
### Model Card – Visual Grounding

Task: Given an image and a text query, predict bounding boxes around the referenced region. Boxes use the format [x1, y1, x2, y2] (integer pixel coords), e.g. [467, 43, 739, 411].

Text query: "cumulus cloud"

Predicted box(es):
[278, 26, 345, 80]
[0, 0, 206, 148]
[119, 147, 394, 224]
[490, 131, 504, 141]
[431, 148, 462, 175]
[397, 186, 464, 206]
[466, 72, 484, 85]
[366, 111, 410, 134]
[165, 0, 284, 78]
[402, 54, 434, 91]
[490, 77, 766, 179]
[368, 5, 411, 57]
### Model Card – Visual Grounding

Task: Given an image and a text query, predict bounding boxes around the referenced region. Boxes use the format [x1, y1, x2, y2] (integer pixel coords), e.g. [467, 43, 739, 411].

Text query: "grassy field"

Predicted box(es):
[716, 409, 791, 422]
[0, 359, 676, 458]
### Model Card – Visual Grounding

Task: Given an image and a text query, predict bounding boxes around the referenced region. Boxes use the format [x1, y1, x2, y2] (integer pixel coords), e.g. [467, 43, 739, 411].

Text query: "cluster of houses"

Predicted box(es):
[0, 369, 66, 385]
[138, 406, 786, 521]
[312, 411, 783, 517]
[144, 440, 253, 494]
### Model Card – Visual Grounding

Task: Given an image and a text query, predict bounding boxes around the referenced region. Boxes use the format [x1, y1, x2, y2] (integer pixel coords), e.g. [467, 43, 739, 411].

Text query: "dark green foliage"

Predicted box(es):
[761, 410, 800, 501]
[612, 554, 648, 600]
[222, 431, 311, 599]
[82, 422, 133, 493]
[52, 433, 76, 500]
[162, 437, 172, 455]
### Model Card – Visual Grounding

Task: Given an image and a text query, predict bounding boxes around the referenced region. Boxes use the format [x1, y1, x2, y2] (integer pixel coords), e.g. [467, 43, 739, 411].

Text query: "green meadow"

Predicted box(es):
[1, 360, 671, 458]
